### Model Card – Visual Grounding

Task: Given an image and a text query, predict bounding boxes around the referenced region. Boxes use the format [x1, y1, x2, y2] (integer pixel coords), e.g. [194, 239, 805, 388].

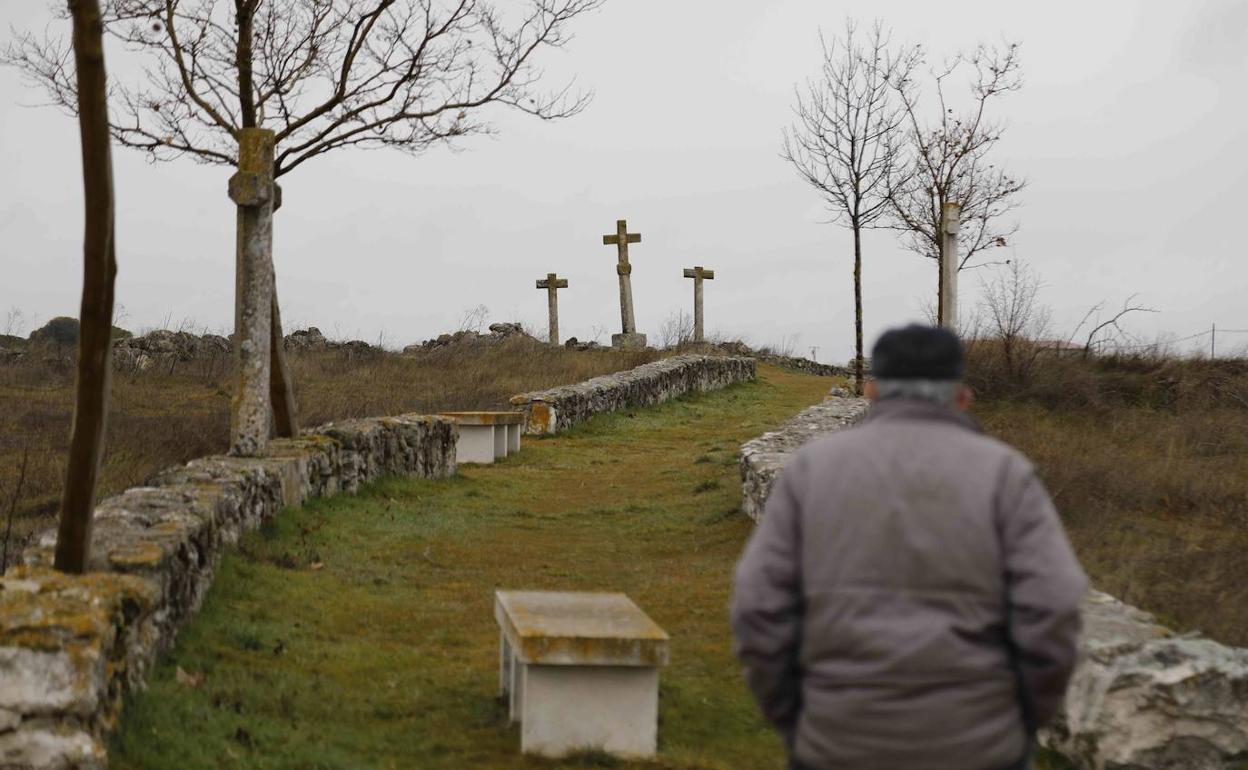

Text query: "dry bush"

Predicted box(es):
[0, 338, 659, 556]
[970, 351, 1248, 645]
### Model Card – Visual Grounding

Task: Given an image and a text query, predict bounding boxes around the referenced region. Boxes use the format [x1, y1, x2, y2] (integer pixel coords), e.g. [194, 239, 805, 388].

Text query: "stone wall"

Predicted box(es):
[511, 354, 756, 435]
[0, 415, 457, 769]
[739, 398, 870, 520]
[738, 400, 1248, 770]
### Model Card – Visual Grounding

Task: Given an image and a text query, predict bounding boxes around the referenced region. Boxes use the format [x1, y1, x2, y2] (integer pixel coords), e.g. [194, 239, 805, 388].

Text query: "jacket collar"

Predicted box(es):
[862, 397, 982, 433]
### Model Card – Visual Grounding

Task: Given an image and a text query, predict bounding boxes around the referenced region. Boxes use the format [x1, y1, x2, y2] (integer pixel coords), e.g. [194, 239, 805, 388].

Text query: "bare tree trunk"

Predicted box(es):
[269, 284, 299, 437]
[55, 0, 117, 574]
[852, 223, 864, 395]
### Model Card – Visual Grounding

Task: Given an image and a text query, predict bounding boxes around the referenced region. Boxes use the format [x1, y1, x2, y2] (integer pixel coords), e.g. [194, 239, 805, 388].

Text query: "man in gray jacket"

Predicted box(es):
[731, 325, 1087, 770]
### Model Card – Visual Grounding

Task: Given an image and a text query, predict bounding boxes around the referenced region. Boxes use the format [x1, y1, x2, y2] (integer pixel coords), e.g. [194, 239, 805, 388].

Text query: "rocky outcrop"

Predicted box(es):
[112, 329, 230, 371]
[404, 322, 537, 354]
[563, 337, 604, 352]
[739, 401, 1248, 770]
[1042, 591, 1248, 769]
[0, 415, 457, 769]
[511, 354, 757, 435]
[739, 398, 870, 520]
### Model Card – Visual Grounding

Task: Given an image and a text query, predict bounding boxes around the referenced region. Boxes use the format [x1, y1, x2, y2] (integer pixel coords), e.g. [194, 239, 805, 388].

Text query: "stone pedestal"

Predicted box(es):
[611, 333, 648, 350]
[439, 412, 525, 464]
[494, 591, 669, 759]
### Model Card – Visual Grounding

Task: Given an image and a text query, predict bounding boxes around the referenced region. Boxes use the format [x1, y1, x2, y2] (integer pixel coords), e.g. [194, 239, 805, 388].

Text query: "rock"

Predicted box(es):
[0, 707, 19, 731]
[111, 329, 230, 372]
[407, 322, 539, 353]
[0, 724, 105, 770]
[738, 397, 870, 520]
[1041, 590, 1248, 769]
[284, 327, 328, 351]
[487, 322, 525, 338]
[563, 337, 602, 352]
[511, 355, 756, 435]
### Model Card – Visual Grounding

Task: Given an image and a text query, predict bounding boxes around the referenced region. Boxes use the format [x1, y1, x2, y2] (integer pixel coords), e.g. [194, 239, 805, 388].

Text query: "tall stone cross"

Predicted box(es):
[535, 273, 569, 345]
[939, 201, 961, 332]
[682, 266, 715, 343]
[602, 219, 647, 349]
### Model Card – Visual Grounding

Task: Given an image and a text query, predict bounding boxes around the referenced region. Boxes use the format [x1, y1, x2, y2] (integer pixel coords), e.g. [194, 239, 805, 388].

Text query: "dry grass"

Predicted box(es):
[968, 344, 1248, 646]
[0, 339, 659, 564]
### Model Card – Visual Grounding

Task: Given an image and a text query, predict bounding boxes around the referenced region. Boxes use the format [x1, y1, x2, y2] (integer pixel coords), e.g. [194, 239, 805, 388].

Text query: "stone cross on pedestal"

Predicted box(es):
[536, 273, 569, 345]
[682, 266, 715, 343]
[602, 219, 647, 349]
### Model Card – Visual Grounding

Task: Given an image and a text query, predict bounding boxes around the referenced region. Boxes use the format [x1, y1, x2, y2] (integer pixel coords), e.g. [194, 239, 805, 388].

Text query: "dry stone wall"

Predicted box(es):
[739, 400, 1248, 770]
[739, 398, 870, 520]
[0, 415, 456, 770]
[511, 354, 756, 435]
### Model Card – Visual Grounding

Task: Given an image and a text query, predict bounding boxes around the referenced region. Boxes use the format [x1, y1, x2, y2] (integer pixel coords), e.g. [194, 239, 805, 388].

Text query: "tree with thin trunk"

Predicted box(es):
[6, 0, 602, 441]
[782, 20, 917, 393]
[55, 0, 119, 573]
[978, 259, 1050, 381]
[888, 41, 1025, 325]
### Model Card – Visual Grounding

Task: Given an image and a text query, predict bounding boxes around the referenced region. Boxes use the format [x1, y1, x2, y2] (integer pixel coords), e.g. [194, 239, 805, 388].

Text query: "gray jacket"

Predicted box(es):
[731, 398, 1088, 770]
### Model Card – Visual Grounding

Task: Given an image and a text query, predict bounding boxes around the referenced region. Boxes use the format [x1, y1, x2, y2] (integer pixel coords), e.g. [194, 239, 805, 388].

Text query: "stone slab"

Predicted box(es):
[438, 411, 525, 426]
[495, 591, 669, 668]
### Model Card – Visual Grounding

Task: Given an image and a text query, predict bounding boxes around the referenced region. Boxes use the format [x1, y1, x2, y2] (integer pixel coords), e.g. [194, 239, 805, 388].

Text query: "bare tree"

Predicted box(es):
[782, 20, 917, 393]
[889, 42, 1025, 323]
[978, 259, 1050, 380]
[1069, 295, 1157, 357]
[54, 0, 120, 573]
[7, 0, 602, 438]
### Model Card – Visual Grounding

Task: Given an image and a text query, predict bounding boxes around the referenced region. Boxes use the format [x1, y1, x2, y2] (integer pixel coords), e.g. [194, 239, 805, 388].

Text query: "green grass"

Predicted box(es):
[110, 366, 835, 770]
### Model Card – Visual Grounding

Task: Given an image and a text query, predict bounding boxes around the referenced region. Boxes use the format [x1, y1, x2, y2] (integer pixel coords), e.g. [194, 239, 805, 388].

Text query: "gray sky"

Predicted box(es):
[2, 0, 1246, 361]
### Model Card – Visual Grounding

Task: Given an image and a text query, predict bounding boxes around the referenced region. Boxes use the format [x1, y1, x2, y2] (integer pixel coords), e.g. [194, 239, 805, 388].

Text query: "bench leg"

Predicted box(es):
[519, 665, 658, 758]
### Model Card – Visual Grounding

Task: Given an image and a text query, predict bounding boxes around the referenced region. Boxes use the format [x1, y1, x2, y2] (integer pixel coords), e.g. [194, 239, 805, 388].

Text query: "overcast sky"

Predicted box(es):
[2, 0, 1246, 361]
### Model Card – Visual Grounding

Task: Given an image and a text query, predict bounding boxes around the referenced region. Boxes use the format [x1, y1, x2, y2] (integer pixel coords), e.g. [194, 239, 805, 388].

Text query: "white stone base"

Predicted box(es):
[506, 424, 522, 455]
[521, 665, 658, 758]
[611, 332, 648, 350]
[457, 425, 498, 464]
[492, 425, 508, 460]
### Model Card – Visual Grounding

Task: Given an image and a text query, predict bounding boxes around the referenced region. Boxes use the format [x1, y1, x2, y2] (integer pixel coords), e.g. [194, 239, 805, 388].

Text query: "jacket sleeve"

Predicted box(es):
[730, 460, 805, 735]
[999, 460, 1089, 731]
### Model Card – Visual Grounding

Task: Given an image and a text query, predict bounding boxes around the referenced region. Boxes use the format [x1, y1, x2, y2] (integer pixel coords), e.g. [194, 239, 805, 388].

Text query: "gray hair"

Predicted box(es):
[873, 378, 960, 407]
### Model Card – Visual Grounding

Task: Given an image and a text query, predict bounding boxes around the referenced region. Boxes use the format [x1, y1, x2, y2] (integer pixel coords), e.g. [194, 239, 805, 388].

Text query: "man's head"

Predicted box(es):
[864, 324, 972, 411]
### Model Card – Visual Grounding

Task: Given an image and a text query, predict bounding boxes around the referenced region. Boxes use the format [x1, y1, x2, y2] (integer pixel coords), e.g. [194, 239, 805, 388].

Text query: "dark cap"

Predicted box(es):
[871, 324, 965, 380]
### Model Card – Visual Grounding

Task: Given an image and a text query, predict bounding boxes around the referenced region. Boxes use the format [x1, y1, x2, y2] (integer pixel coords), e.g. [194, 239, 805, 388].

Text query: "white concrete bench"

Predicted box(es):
[494, 590, 670, 758]
[438, 412, 524, 464]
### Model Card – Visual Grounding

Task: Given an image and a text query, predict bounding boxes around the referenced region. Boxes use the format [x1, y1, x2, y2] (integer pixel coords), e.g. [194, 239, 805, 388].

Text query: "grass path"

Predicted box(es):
[110, 365, 833, 770]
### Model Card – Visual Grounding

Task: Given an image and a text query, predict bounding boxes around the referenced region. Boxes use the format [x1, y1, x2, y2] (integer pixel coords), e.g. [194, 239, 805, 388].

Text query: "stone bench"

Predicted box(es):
[494, 590, 670, 758]
[438, 412, 524, 464]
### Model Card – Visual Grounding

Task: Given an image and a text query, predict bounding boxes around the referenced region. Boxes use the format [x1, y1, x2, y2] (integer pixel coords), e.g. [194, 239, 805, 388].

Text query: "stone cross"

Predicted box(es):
[227, 128, 276, 457]
[939, 201, 961, 332]
[602, 219, 647, 349]
[682, 266, 715, 343]
[535, 273, 569, 345]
